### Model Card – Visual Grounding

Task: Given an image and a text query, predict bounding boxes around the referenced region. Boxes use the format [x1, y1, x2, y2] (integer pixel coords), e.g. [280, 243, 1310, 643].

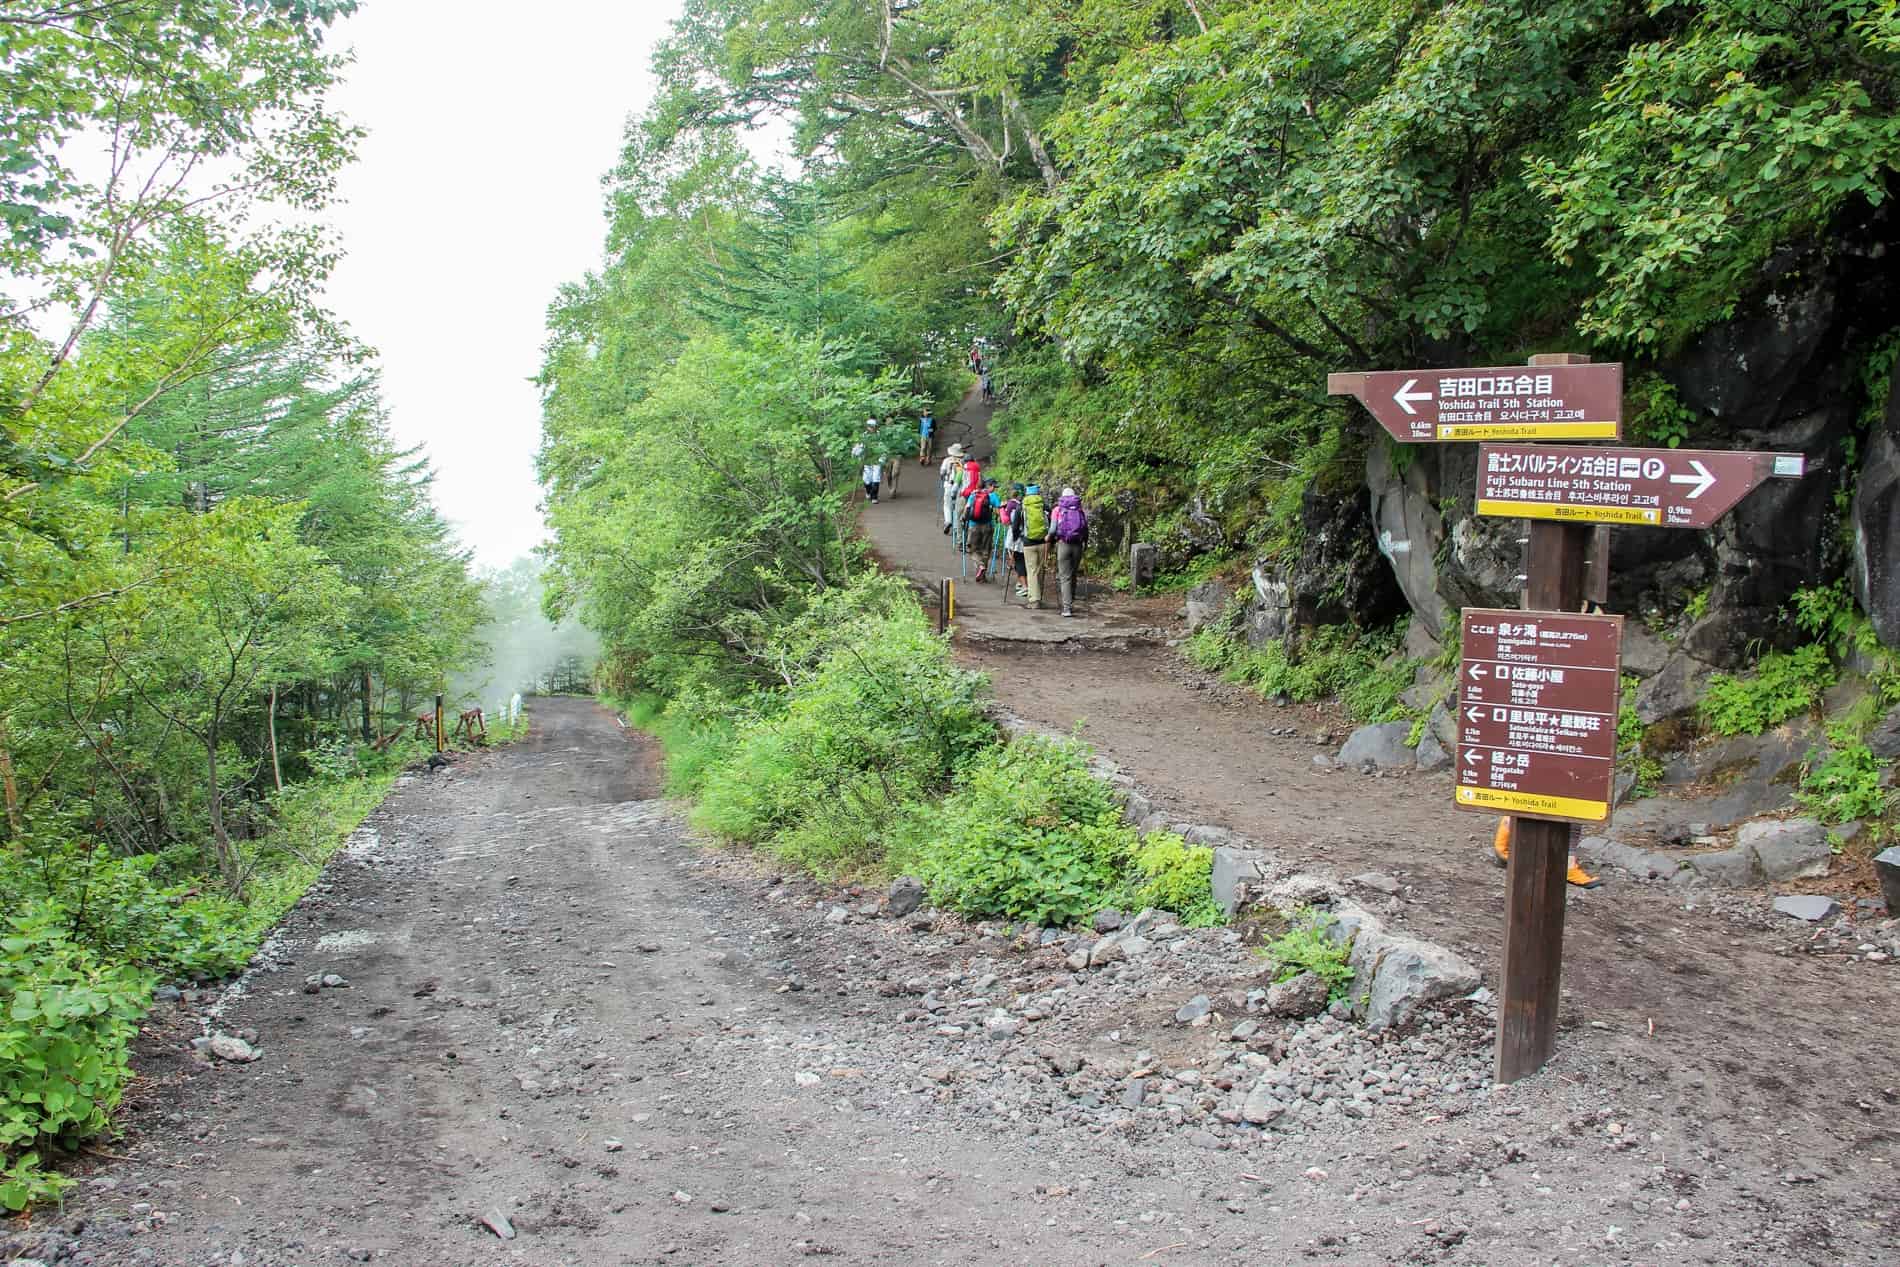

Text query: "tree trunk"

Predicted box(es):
[360, 667, 372, 742]
[0, 715, 20, 846]
[267, 686, 283, 793]
[204, 725, 241, 894]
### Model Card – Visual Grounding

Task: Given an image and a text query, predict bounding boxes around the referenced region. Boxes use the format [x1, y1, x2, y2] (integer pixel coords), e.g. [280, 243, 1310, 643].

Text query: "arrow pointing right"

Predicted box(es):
[1668, 459, 1716, 499]
[1392, 377, 1433, 415]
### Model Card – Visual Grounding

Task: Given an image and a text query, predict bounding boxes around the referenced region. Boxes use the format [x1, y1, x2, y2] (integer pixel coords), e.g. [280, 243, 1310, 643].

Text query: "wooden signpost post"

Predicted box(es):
[1329, 352, 1810, 1084]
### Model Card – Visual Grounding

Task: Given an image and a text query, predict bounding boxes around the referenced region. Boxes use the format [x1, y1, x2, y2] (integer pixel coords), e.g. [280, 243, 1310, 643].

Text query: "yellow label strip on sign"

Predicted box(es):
[1456, 785, 1609, 822]
[1436, 421, 1621, 441]
[1475, 499, 1660, 526]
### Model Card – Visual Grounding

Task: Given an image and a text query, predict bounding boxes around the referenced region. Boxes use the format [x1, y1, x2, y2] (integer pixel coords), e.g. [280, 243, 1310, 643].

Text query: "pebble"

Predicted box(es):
[478, 1210, 515, 1240]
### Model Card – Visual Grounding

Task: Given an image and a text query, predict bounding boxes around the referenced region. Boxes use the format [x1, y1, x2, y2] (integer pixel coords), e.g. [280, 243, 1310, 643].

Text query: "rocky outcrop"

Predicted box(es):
[1852, 375, 1900, 649]
[1365, 441, 1518, 642]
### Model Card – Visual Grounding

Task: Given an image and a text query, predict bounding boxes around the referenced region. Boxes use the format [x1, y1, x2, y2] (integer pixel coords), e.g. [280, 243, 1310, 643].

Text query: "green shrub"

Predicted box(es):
[1126, 833, 1222, 928]
[690, 591, 990, 875]
[1797, 729, 1895, 826]
[1616, 675, 1663, 799]
[1260, 909, 1355, 1001]
[903, 734, 1222, 928]
[1190, 621, 1413, 724]
[1700, 644, 1835, 737]
[0, 901, 153, 1210]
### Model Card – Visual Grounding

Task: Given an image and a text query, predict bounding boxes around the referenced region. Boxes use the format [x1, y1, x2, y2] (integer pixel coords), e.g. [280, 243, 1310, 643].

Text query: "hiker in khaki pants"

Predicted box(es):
[1018, 483, 1049, 608]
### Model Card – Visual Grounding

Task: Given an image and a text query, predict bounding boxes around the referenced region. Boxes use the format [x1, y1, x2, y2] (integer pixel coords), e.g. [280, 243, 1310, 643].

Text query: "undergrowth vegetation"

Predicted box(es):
[0, 750, 409, 1209]
[1260, 910, 1355, 1002]
[1186, 607, 1414, 725]
[617, 577, 1224, 933]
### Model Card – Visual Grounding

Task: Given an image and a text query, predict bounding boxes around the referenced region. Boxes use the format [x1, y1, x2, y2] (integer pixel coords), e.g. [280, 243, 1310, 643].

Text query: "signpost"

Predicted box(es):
[1454, 610, 1623, 823]
[1476, 444, 1807, 527]
[1326, 362, 1623, 443]
[1328, 351, 1812, 1085]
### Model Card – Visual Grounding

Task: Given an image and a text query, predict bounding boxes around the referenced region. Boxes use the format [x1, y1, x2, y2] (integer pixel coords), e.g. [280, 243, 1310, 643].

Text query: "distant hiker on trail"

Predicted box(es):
[852, 436, 881, 505]
[1019, 483, 1049, 609]
[969, 342, 982, 373]
[939, 443, 965, 534]
[864, 417, 899, 498]
[918, 411, 935, 463]
[967, 478, 997, 581]
[1002, 483, 1028, 597]
[953, 451, 983, 545]
[1051, 487, 1088, 618]
[980, 365, 994, 402]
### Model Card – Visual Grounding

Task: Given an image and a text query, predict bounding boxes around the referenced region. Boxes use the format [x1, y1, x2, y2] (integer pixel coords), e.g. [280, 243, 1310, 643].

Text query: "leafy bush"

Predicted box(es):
[0, 902, 152, 1210]
[1616, 675, 1663, 799]
[1700, 644, 1835, 737]
[691, 587, 991, 875]
[1188, 621, 1413, 724]
[1261, 910, 1355, 1001]
[904, 735, 1223, 928]
[1797, 730, 1895, 827]
[1125, 833, 1222, 928]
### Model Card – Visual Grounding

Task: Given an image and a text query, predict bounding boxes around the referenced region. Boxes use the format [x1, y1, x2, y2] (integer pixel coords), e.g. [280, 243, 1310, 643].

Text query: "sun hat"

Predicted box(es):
[1062, 487, 1076, 497]
[947, 443, 966, 457]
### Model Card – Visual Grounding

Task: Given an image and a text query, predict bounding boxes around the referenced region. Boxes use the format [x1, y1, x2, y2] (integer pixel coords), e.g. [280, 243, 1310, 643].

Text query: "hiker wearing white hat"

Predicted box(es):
[1051, 487, 1089, 617]
[939, 443, 966, 535]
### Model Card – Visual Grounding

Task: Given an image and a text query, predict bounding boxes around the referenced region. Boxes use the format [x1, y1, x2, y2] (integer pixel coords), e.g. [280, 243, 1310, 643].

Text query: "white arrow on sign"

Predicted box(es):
[1668, 459, 1716, 499]
[1467, 664, 1488, 680]
[1466, 749, 1487, 763]
[1392, 378, 1433, 415]
[1465, 706, 1484, 722]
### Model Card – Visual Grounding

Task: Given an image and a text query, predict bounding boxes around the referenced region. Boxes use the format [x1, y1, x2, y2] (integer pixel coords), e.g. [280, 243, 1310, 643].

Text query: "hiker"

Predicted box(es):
[1493, 817, 1601, 887]
[918, 411, 935, 464]
[953, 451, 983, 545]
[1019, 482, 1049, 609]
[969, 341, 982, 373]
[980, 365, 994, 402]
[1051, 486, 1088, 618]
[866, 417, 898, 498]
[1001, 483, 1027, 597]
[939, 443, 965, 535]
[852, 436, 881, 505]
[966, 478, 996, 581]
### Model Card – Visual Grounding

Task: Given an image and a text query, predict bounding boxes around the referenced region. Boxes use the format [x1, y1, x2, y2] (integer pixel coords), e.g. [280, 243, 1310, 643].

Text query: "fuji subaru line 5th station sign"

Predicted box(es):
[1475, 444, 1807, 527]
[1326, 362, 1623, 443]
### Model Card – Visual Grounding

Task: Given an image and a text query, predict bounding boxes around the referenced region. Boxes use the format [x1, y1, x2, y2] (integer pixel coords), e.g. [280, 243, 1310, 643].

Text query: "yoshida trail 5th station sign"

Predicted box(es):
[1455, 609, 1623, 824]
[1327, 362, 1623, 443]
[1475, 443, 1807, 528]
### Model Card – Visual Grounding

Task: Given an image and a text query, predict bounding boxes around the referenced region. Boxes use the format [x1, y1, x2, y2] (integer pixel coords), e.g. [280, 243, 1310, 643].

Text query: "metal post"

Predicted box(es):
[1496, 352, 1594, 1085]
[434, 693, 444, 754]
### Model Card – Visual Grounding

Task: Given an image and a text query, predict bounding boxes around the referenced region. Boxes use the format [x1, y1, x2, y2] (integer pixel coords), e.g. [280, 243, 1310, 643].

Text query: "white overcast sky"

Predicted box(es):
[322, 2, 684, 567]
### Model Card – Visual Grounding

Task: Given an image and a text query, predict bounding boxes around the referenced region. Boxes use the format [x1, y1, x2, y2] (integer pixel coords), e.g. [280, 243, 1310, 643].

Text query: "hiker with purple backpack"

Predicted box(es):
[1050, 487, 1088, 618]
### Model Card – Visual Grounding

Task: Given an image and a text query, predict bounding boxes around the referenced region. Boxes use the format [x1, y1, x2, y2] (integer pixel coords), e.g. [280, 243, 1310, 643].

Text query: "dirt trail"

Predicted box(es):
[16, 699, 1896, 1266]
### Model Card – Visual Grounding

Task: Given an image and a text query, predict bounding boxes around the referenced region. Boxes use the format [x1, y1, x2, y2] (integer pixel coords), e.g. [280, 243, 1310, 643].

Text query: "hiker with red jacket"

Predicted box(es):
[1050, 487, 1088, 618]
[953, 451, 982, 546]
[966, 478, 998, 581]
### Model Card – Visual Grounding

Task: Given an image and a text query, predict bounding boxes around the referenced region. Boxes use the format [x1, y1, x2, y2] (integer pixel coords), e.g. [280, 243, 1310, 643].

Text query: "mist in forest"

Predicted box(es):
[458, 556, 601, 706]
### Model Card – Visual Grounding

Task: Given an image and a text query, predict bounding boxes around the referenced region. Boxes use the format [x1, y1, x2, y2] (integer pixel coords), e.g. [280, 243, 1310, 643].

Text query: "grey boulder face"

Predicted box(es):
[886, 876, 925, 918]
[1874, 845, 1900, 913]
[1772, 894, 1840, 922]
[1264, 971, 1330, 1019]
[1336, 722, 1415, 771]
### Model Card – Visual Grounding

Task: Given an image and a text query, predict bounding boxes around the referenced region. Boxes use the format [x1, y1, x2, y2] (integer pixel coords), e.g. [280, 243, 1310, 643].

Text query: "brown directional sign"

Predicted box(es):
[1475, 444, 1807, 528]
[1455, 609, 1622, 824]
[1327, 363, 1623, 443]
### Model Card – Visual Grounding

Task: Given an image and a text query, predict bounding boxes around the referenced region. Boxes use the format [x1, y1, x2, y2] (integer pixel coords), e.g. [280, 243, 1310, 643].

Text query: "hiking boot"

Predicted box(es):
[942, 523, 951, 535]
[1061, 609, 1073, 617]
[1495, 817, 1604, 887]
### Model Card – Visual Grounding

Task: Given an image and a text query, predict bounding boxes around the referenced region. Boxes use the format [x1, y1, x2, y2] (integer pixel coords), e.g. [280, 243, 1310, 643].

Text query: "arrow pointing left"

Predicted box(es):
[1668, 459, 1716, 499]
[1392, 378, 1433, 415]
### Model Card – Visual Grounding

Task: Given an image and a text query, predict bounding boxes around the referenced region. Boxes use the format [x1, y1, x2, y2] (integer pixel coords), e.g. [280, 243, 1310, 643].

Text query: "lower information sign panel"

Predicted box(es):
[1455, 609, 1623, 824]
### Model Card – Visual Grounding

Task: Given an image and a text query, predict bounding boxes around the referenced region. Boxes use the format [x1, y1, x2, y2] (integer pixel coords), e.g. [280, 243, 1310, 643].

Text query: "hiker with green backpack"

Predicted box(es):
[1019, 483, 1049, 609]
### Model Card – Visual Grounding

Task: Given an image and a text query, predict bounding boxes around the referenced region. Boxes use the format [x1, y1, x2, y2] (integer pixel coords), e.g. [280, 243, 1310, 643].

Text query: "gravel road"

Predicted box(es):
[9, 697, 1895, 1267]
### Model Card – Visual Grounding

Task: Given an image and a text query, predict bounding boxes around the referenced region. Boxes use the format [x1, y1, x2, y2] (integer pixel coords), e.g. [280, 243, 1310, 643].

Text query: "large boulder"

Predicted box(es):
[1337, 722, 1415, 771]
[1852, 375, 1900, 649]
[1348, 925, 1481, 1031]
[1210, 845, 1269, 917]
[1285, 483, 1407, 629]
[1184, 579, 1232, 632]
[1365, 442, 1518, 642]
[1736, 818, 1832, 882]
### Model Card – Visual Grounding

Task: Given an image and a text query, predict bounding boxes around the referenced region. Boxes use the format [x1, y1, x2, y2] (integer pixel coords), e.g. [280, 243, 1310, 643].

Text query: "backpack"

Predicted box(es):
[1053, 496, 1087, 543]
[967, 491, 990, 522]
[1022, 493, 1047, 540]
